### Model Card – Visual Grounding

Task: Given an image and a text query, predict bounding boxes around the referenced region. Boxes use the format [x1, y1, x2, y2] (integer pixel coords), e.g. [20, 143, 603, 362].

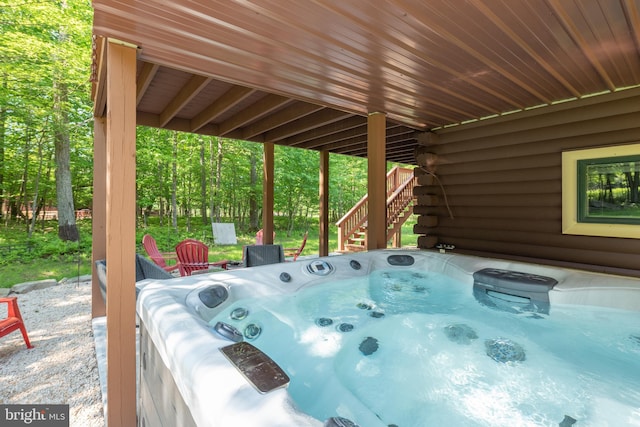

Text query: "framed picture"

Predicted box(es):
[562, 144, 640, 238]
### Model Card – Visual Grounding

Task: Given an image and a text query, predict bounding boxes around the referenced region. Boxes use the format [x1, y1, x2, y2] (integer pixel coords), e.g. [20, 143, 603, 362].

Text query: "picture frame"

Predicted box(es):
[562, 144, 640, 239]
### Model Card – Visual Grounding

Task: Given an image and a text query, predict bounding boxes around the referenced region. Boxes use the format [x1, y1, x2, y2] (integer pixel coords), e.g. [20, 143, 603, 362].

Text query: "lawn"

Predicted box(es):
[0, 216, 419, 288]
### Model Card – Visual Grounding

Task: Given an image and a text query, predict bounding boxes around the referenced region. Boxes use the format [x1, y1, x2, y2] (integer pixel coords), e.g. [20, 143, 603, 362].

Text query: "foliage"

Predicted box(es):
[585, 160, 640, 219]
[1, 215, 419, 288]
[1, 1, 419, 286]
[1, 0, 94, 220]
[0, 220, 93, 287]
[134, 126, 384, 234]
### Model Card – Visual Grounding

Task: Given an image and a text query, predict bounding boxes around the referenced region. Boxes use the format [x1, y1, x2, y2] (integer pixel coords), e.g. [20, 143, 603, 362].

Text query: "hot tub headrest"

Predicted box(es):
[473, 268, 558, 300]
[473, 268, 558, 314]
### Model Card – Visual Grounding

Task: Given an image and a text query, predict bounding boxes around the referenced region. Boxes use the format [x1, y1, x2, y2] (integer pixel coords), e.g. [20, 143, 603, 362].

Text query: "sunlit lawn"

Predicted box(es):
[1, 216, 419, 288]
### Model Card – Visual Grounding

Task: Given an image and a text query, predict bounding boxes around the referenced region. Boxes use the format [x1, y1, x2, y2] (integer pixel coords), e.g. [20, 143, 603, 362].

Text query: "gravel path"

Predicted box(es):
[0, 278, 105, 426]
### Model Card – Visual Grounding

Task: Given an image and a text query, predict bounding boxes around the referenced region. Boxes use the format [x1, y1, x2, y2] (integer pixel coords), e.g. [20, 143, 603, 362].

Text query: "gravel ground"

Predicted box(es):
[0, 278, 104, 426]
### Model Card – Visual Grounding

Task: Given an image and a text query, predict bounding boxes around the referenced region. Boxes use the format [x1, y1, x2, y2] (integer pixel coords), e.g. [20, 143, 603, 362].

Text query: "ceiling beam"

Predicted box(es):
[138, 111, 219, 135]
[293, 123, 368, 149]
[338, 131, 418, 157]
[91, 36, 107, 118]
[298, 124, 411, 154]
[190, 85, 255, 132]
[136, 61, 159, 106]
[218, 94, 292, 136]
[234, 102, 325, 140]
[345, 138, 418, 156]
[287, 116, 366, 147]
[264, 108, 354, 142]
[159, 75, 211, 127]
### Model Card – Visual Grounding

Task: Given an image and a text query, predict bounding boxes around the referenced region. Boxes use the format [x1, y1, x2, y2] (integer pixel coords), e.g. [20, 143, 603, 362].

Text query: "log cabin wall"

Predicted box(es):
[413, 87, 640, 278]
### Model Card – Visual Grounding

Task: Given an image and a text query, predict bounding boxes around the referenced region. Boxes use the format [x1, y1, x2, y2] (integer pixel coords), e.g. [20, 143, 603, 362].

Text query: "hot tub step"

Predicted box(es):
[220, 342, 290, 394]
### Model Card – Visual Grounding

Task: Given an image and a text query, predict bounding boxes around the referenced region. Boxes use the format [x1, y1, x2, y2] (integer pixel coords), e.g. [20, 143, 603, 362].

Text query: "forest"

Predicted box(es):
[0, 1, 416, 286]
[0, 0, 402, 238]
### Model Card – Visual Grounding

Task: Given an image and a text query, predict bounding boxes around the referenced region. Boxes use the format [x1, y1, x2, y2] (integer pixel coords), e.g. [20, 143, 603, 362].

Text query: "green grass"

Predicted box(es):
[0, 215, 419, 288]
[1, 256, 92, 288]
[0, 221, 94, 288]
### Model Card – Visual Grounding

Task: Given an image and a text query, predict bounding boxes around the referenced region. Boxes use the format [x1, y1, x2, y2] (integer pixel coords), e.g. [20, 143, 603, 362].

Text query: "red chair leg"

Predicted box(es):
[18, 323, 33, 349]
[1, 297, 33, 349]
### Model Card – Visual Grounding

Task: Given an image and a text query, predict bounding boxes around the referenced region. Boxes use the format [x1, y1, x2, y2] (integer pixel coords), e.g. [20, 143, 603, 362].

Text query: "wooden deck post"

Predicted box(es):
[91, 117, 106, 318]
[263, 142, 274, 244]
[105, 39, 137, 427]
[367, 112, 387, 250]
[319, 150, 329, 256]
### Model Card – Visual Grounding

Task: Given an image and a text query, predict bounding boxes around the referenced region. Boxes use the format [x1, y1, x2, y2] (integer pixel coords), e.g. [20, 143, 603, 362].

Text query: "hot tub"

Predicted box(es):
[136, 250, 640, 427]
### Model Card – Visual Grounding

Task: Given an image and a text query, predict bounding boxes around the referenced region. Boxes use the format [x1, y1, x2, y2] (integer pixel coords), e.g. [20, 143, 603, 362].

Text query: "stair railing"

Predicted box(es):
[336, 166, 415, 251]
[385, 172, 416, 244]
[336, 194, 368, 252]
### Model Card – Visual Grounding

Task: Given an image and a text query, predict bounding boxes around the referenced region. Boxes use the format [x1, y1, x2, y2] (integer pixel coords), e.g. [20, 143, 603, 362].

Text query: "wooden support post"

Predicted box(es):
[105, 39, 137, 427]
[263, 142, 274, 244]
[91, 117, 106, 318]
[319, 151, 329, 256]
[392, 229, 401, 248]
[367, 112, 387, 250]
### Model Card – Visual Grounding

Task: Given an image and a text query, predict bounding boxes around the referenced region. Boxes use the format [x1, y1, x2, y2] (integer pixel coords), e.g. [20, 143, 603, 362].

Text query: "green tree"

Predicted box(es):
[275, 145, 319, 234]
[0, 0, 93, 239]
[329, 154, 368, 221]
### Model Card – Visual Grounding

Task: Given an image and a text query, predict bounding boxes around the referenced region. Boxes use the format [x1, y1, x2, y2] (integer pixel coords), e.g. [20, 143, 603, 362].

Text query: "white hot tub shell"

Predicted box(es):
[136, 249, 640, 427]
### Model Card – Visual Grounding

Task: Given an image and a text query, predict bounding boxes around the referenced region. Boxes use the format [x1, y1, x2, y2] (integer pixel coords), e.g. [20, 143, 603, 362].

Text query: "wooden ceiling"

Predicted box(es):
[92, 0, 640, 165]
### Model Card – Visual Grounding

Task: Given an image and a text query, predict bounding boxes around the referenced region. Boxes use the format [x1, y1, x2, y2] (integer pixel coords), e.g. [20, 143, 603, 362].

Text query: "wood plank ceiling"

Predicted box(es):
[91, 0, 640, 165]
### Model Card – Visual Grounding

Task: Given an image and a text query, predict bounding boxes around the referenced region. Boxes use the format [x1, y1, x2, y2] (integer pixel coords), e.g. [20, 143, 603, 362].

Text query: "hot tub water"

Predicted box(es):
[209, 269, 640, 427]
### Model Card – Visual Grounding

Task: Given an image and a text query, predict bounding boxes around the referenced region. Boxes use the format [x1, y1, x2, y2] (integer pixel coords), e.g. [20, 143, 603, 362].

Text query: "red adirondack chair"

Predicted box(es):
[255, 229, 276, 245]
[0, 297, 33, 349]
[175, 239, 229, 276]
[142, 234, 180, 273]
[284, 231, 308, 261]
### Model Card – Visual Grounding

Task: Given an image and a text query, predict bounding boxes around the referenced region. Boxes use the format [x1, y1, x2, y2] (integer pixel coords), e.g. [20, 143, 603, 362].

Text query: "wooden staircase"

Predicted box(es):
[336, 166, 416, 252]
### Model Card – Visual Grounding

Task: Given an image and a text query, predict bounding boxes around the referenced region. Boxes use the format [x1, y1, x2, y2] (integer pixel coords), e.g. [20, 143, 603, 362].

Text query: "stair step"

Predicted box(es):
[337, 166, 416, 251]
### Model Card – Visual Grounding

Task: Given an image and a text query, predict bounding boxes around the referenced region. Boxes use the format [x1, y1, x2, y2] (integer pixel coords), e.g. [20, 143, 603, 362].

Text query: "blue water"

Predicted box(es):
[210, 269, 640, 427]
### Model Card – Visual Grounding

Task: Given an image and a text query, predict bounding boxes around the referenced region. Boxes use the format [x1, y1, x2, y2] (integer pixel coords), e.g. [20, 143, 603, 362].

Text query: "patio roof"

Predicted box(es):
[91, 0, 640, 165]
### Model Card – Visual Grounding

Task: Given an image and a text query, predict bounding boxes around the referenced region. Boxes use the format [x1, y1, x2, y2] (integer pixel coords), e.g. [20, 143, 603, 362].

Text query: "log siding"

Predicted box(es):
[414, 87, 640, 277]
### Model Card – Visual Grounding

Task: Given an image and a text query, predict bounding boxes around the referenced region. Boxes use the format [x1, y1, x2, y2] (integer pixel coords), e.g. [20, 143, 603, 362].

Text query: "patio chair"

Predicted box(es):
[95, 254, 173, 301]
[0, 297, 33, 349]
[243, 244, 285, 267]
[175, 239, 230, 276]
[284, 231, 308, 261]
[255, 229, 276, 245]
[142, 234, 180, 273]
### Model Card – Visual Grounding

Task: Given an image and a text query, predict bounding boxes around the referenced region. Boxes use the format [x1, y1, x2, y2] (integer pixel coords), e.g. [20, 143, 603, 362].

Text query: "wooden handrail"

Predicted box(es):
[336, 166, 415, 251]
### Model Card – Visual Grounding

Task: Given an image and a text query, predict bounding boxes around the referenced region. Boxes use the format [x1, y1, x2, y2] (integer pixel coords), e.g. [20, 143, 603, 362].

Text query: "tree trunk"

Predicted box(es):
[209, 137, 215, 223]
[0, 74, 5, 220]
[28, 132, 46, 238]
[214, 137, 223, 222]
[157, 162, 165, 226]
[53, 80, 79, 241]
[39, 150, 53, 231]
[626, 170, 639, 203]
[19, 124, 31, 225]
[171, 133, 178, 230]
[249, 149, 259, 230]
[186, 167, 193, 232]
[199, 137, 208, 224]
